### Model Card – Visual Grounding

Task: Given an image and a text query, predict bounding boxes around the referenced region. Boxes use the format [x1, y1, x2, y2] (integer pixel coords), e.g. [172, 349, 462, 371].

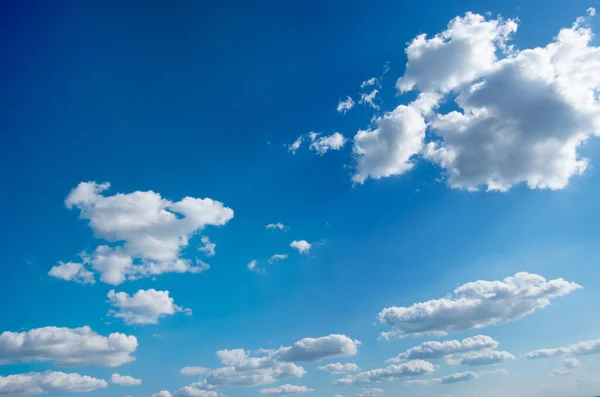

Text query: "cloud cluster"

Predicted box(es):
[259, 384, 313, 395]
[337, 97, 355, 114]
[107, 289, 191, 325]
[111, 373, 142, 386]
[318, 362, 360, 374]
[378, 272, 581, 338]
[526, 338, 600, 359]
[199, 236, 216, 257]
[434, 371, 478, 384]
[266, 223, 287, 231]
[333, 360, 435, 385]
[288, 133, 347, 155]
[387, 335, 499, 362]
[51, 182, 233, 285]
[354, 12, 600, 191]
[446, 350, 515, 366]
[180, 334, 360, 391]
[290, 240, 311, 255]
[0, 326, 137, 367]
[0, 371, 107, 395]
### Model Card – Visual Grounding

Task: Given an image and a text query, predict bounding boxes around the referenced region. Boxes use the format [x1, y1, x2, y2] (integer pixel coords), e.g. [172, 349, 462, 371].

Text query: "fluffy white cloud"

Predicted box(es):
[180, 334, 359, 391]
[359, 90, 379, 110]
[199, 236, 216, 257]
[397, 12, 517, 93]
[352, 105, 427, 184]
[290, 240, 311, 255]
[0, 371, 107, 395]
[259, 384, 313, 395]
[357, 388, 383, 397]
[269, 254, 288, 264]
[248, 260, 265, 274]
[48, 261, 95, 284]
[111, 373, 142, 386]
[337, 97, 355, 114]
[378, 272, 581, 338]
[54, 182, 232, 285]
[387, 335, 499, 362]
[107, 289, 191, 325]
[525, 338, 600, 359]
[333, 360, 435, 385]
[434, 371, 478, 384]
[288, 136, 304, 154]
[152, 391, 173, 397]
[361, 78, 379, 89]
[174, 387, 218, 397]
[318, 363, 360, 374]
[309, 132, 347, 155]
[0, 326, 137, 367]
[266, 223, 287, 231]
[403, 379, 429, 386]
[446, 350, 515, 366]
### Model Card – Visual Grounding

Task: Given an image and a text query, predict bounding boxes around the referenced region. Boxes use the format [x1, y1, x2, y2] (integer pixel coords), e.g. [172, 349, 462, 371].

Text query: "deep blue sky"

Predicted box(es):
[1, 1, 599, 397]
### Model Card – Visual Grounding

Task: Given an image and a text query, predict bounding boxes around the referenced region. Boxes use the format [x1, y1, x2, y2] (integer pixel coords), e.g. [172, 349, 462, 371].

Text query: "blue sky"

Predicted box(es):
[1, 0, 600, 396]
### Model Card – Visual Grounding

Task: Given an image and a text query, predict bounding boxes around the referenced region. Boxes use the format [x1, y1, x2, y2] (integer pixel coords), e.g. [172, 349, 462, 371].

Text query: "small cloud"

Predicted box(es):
[248, 260, 266, 274]
[360, 77, 379, 89]
[290, 240, 311, 254]
[337, 96, 355, 114]
[359, 89, 379, 109]
[287, 136, 304, 154]
[587, 7, 596, 16]
[268, 254, 288, 264]
[266, 222, 287, 231]
[199, 236, 216, 257]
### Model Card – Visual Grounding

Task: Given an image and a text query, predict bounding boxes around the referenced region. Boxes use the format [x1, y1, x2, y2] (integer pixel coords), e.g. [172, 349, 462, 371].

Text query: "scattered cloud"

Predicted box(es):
[151, 391, 173, 397]
[446, 350, 515, 366]
[403, 379, 429, 386]
[378, 272, 581, 338]
[387, 335, 499, 362]
[333, 360, 435, 385]
[288, 136, 304, 154]
[48, 261, 95, 284]
[290, 240, 311, 255]
[550, 369, 573, 376]
[0, 326, 137, 367]
[587, 7, 596, 16]
[273, 334, 361, 362]
[259, 384, 313, 395]
[308, 132, 347, 155]
[181, 367, 210, 376]
[199, 236, 216, 257]
[0, 371, 107, 395]
[434, 371, 478, 384]
[266, 223, 287, 231]
[269, 254, 288, 264]
[525, 338, 600, 359]
[565, 358, 581, 369]
[107, 289, 191, 325]
[337, 97, 355, 114]
[318, 362, 360, 374]
[111, 373, 142, 386]
[358, 388, 383, 397]
[248, 260, 266, 274]
[53, 182, 232, 285]
[360, 78, 379, 89]
[359, 89, 380, 110]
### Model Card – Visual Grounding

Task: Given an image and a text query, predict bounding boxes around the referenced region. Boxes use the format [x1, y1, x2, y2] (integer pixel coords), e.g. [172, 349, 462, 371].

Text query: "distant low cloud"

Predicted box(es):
[446, 350, 515, 366]
[378, 272, 581, 338]
[111, 373, 142, 386]
[248, 259, 266, 274]
[358, 89, 379, 110]
[308, 132, 347, 155]
[337, 97, 355, 114]
[333, 360, 435, 385]
[107, 289, 191, 325]
[526, 338, 600, 359]
[268, 254, 288, 264]
[318, 362, 360, 374]
[388, 335, 499, 362]
[434, 371, 478, 384]
[259, 384, 313, 395]
[0, 371, 107, 395]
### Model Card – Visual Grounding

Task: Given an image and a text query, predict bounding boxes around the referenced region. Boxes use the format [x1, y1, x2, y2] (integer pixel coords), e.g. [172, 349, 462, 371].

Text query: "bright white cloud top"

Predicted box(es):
[0, 371, 107, 395]
[50, 182, 233, 285]
[107, 289, 191, 325]
[332, 360, 435, 385]
[290, 240, 311, 254]
[377, 272, 581, 338]
[525, 338, 600, 359]
[111, 373, 142, 386]
[0, 326, 137, 367]
[387, 335, 499, 362]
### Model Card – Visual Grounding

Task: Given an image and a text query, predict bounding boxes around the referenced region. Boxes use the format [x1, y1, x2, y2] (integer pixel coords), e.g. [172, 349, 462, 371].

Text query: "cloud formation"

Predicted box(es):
[378, 272, 581, 338]
[308, 132, 347, 155]
[0, 326, 137, 367]
[269, 254, 288, 264]
[107, 289, 191, 325]
[525, 338, 600, 359]
[318, 362, 360, 374]
[337, 97, 355, 114]
[259, 384, 313, 395]
[290, 240, 311, 255]
[52, 182, 232, 285]
[387, 335, 499, 362]
[434, 371, 478, 384]
[0, 371, 107, 395]
[333, 360, 435, 385]
[446, 350, 515, 366]
[111, 373, 142, 386]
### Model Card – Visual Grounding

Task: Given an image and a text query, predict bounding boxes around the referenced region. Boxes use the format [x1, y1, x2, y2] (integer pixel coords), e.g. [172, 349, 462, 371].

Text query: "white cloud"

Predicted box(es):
[152, 391, 173, 397]
[565, 358, 581, 369]
[397, 13, 517, 93]
[180, 334, 359, 391]
[54, 182, 232, 285]
[0, 326, 137, 367]
[403, 379, 429, 386]
[352, 105, 427, 184]
[107, 289, 191, 325]
[318, 363, 360, 374]
[174, 387, 218, 397]
[48, 261, 95, 284]
[309, 132, 347, 155]
[290, 240, 311, 255]
[359, 89, 380, 110]
[360, 78, 379, 89]
[387, 335, 499, 362]
[333, 360, 435, 385]
[337, 97, 355, 114]
[199, 236, 216, 257]
[378, 272, 581, 338]
[248, 260, 266, 274]
[587, 7, 596, 16]
[434, 371, 478, 384]
[525, 338, 600, 359]
[446, 350, 515, 366]
[259, 384, 313, 395]
[111, 373, 142, 386]
[266, 223, 287, 231]
[288, 136, 304, 154]
[358, 388, 383, 397]
[269, 254, 288, 264]
[550, 369, 573, 376]
[0, 371, 107, 395]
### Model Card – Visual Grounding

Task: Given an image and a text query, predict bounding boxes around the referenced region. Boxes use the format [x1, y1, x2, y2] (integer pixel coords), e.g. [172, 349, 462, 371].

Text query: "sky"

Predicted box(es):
[1, 0, 600, 396]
